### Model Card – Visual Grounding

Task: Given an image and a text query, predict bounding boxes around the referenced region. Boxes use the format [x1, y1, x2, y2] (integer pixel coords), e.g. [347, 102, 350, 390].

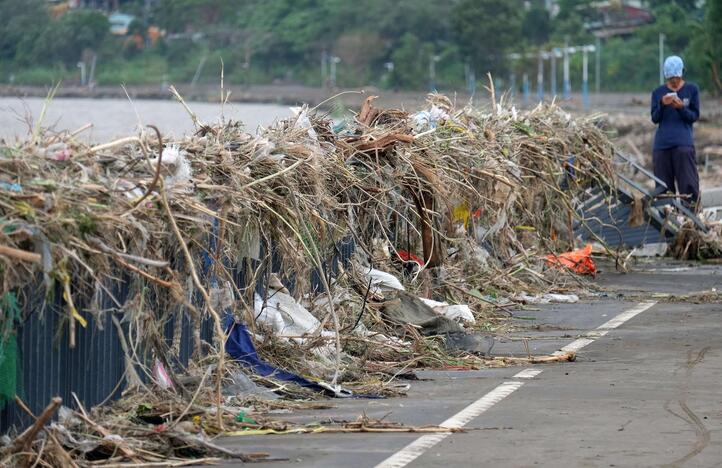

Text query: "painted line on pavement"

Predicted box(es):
[513, 368, 543, 379]
[553, 301, 657, 356]
[374, 381, 524, 468]
[376, 301, 657, 468]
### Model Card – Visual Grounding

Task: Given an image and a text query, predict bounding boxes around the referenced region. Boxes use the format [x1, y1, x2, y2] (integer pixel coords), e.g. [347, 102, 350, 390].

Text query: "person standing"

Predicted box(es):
[650, 55, 701, 209]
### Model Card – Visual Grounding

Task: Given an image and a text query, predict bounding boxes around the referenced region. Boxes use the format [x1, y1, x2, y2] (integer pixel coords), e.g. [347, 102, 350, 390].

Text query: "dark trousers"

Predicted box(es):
[652, 146, 700, 207]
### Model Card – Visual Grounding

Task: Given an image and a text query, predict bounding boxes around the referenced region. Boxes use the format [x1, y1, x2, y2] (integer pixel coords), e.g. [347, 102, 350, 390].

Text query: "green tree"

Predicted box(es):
[637, 3, 697, 54]
[390, 33, 427, 89]
[0, 0, 50, 62]
[33, 10, 109, 65]
[156, 0, 237, 32]
[555, 0, 595, 20]
[452, 0, 523, 76]
[698, 0, 722, 93]
[646, 0, 700, 13]
[522, 3, 552, 45]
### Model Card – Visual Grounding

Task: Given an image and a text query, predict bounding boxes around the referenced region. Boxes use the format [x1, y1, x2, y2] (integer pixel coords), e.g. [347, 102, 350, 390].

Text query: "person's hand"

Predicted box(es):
[671, 97, 684, 109]
[661, 94, 675, 106]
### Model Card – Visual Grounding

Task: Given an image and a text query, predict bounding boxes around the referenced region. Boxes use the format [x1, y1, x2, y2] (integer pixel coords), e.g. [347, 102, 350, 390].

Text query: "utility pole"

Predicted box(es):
[523, 73, 530, 107]
[469, 66, 476, 96]
[465, 63, 476, 96]
[563, 38, 571, 99]
[508, 53, 520, 99]
[330, 56, 340, 89]
[383, 61, 394, 90]
[429, 54, 441, 91]
[659, 33, 665, 85]
[88, 53, 97, 89]
[77, 62, 87, 86]
[321, 50, 328, 88]
[143, 0, 151, 29]
[537, 52, 545, 102]
[190, 53, 207, 87]
[550, 49, 558, 97]
[582, 46, 591, 110]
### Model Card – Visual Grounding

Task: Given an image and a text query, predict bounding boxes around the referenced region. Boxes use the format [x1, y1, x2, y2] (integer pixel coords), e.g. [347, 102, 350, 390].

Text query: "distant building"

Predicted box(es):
[585, 1, 653, 38]
[109, 12, 135, 35]
[47, 0, 159, 12]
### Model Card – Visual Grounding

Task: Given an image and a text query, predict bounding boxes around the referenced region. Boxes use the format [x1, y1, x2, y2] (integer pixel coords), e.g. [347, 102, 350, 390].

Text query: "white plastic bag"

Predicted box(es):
[254, 291, 322, 338]
[364, 268, 405, 294]
[419, 298, 476, 324]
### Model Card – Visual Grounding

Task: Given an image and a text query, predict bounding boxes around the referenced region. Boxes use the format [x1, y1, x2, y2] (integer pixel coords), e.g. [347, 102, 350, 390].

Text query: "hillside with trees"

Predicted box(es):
[0, 0, 720, 94]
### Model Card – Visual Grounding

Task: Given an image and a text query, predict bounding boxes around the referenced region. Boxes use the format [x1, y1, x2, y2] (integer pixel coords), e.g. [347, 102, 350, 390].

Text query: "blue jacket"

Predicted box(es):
[650, 82, 700, 150]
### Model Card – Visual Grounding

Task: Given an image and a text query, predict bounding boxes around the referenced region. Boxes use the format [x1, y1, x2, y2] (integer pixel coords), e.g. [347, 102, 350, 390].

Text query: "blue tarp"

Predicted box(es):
[223, 316, 330, 393]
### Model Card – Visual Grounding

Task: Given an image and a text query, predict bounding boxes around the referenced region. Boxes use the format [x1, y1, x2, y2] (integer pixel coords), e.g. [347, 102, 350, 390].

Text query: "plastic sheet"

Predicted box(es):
[419, 298, 476, 324]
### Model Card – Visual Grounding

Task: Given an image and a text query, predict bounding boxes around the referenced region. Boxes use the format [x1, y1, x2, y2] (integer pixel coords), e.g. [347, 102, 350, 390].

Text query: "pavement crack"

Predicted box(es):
[661, 347, 712, 468]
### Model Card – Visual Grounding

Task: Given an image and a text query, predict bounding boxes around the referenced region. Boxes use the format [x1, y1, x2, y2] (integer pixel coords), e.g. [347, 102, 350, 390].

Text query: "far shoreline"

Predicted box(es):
[0, 84, 657, 114]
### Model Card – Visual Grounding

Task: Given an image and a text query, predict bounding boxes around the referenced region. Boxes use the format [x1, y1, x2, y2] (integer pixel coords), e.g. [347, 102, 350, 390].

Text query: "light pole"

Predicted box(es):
[523, 73, 530, 107]
[508, 53, 521, 99]
[563, 41, 572, 99]
[537, 51, 551, 102]
[659, 33, 665, 85]
[77, 62, 87, 86]
[321, 50, 328, 88]
[330, 56, 341, 89]
[429, 54, 441, 91]
[383, 61, 394, 89]
[465, 62, 476, 96]
[88, 53, 97, 89]
[581, 45, 595, 110]
[537, 51, 545, 102]
[550, 48, 561, 97]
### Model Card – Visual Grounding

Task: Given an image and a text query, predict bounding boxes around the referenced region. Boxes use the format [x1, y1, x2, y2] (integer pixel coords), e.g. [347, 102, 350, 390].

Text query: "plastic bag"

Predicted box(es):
[545, 244, 597, 276]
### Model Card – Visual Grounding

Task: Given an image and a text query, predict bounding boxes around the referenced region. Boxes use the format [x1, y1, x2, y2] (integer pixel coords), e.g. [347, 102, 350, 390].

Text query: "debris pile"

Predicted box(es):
[1, 93, 616, 465]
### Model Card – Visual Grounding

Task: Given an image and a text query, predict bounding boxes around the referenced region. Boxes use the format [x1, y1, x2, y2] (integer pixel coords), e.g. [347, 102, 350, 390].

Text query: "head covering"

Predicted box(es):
[664, 56, 684, 79]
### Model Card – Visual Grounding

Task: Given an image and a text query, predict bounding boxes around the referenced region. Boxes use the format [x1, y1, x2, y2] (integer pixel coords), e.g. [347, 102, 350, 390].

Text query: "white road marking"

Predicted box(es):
[513, 368, 543, 379]
[553, 301, 656, 356]
[555, 337, 596, 354]
[376, 301, 657, 468]
[374, 381, 524, 468]
[597, 301, 657, 330]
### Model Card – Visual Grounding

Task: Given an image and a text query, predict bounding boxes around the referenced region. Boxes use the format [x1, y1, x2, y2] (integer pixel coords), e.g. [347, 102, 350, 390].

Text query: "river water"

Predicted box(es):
[0, 97, 292, 142]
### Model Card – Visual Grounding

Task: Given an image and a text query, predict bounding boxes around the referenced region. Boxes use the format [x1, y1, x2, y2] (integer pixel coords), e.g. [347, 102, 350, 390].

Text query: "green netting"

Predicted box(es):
[0, 334, 18, 409]
[0, 292, 20, 409]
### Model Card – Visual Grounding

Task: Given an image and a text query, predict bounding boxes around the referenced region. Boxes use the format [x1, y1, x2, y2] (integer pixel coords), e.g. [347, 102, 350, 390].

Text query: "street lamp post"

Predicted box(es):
[77, 62, 87, 86]
[537, 52, 545, 102]
[508, 53, 521, 100]
[465, 63, 476, 96]
[563, 43, 572, 99]
[581, 45, 595, 110]
[429, 54, 441, 91]
[659, 33, 665, 85]
[383, 61, 394, 89]
[321, 50, 328, 88]
[550, 48, 560, 97]
[330, 56, 341, 89]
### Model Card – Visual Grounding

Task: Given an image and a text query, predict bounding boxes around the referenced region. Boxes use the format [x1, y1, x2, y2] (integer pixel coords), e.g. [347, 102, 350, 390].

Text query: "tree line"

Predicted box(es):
[0, 0, 720, 94]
